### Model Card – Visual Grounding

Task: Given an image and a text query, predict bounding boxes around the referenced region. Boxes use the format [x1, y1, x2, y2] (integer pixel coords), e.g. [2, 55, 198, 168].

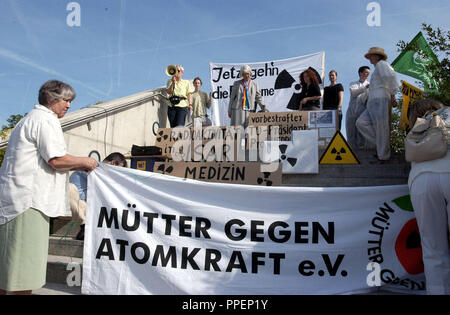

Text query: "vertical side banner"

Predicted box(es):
[209, 52, 325, 126]
[82, 164, 425, 295]
[400, 81, 424, 130]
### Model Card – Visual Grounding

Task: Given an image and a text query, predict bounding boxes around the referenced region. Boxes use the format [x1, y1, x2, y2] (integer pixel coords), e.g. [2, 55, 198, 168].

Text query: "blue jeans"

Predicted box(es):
[168, 106, 188, 128]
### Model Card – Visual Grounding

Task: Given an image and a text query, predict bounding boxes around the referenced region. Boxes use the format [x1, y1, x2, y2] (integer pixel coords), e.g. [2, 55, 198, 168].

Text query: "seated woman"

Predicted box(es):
[323, 70, 344, 129]
[298, 69, 322, 111]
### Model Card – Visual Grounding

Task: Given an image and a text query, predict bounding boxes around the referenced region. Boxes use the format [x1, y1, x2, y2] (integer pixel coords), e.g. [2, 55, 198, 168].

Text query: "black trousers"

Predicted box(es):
[167, 106, 187, 128]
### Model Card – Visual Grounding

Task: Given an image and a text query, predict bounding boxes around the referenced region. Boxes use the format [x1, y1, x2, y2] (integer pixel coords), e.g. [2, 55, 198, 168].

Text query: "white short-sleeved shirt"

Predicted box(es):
[368, 60, 399, 99]
[0, 105, 70, 224]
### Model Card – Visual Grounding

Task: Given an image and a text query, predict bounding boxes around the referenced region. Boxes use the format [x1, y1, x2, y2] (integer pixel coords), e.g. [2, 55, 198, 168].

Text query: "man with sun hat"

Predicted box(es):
[356, 47, 399, 164]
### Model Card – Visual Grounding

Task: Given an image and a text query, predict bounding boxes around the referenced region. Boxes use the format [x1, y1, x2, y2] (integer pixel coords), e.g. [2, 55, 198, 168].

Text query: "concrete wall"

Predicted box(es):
[60, 88, 168, 160]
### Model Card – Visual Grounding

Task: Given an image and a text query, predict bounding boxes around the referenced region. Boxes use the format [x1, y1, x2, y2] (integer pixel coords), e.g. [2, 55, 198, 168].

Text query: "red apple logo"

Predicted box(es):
[395, 218, 424, 275]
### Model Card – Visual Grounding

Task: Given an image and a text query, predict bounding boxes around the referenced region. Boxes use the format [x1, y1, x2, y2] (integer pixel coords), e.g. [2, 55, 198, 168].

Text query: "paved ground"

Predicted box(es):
[33, 283, 82, 295]
[31, 283, 413, 295]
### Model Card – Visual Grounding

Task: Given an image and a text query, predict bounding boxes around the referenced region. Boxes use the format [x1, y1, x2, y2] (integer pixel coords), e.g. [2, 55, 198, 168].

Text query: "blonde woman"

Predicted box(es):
[166, 65, 191, 127]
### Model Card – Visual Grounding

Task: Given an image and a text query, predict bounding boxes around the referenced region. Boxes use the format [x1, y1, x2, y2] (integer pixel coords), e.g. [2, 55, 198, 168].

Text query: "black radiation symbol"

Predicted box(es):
[279, 144, 297, 167]
[157, 164, 173, 174]
[156, 130, 169, 143]
[331, 147, 347, 161]
[275, 70, 302, 109]
[257, 172, 273, 186]
[274, 67, 322, 109]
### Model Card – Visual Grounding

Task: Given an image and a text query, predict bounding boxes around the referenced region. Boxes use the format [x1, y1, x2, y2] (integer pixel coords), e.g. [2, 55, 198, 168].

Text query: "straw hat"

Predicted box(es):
[364, 47, 388, 60]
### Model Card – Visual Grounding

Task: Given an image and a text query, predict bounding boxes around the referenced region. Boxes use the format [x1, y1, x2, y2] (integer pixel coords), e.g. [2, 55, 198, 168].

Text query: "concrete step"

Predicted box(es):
[47, 236, 84, 286]
[283, 162, 410, 187]
[50, 218, 81, 238]
[49, 236, 84, 258]
[46, 254, 83, 285]
[283, 150, 410, 187]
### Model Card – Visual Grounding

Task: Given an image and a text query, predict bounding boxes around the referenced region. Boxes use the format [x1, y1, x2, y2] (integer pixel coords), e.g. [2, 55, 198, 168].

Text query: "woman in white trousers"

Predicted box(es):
[408, 99, 450, 294]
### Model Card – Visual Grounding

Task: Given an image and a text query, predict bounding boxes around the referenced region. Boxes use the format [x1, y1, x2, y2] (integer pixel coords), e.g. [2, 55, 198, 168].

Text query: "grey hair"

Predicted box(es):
[176, 65, 184, 72]
[38, 80, 76, 106]
[239, 65, 252, 77]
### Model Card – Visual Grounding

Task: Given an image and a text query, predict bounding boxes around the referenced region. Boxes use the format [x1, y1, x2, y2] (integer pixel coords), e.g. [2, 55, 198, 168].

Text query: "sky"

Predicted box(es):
[0, 0, 449, 130]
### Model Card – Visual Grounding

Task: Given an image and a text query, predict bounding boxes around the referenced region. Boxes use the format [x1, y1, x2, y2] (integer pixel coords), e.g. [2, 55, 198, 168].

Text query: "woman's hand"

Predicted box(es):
[48, 155, 98, 172]
[82, 157, 99, 172]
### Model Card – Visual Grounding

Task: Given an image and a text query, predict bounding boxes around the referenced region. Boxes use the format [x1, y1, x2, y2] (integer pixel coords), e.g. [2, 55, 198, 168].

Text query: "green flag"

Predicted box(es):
[391, 32, 439, 92]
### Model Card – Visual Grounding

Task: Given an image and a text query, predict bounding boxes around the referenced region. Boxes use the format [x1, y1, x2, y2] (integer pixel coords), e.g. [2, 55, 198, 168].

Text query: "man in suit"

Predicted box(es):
[228, 65, 266, 128]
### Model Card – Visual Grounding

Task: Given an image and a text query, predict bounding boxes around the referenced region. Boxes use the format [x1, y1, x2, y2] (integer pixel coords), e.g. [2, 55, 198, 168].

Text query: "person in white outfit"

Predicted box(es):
[407, 99, 450, 295]
[346, 66, 370, 149]
[0, 80, 98, 295]
[356, 47, 399, 163]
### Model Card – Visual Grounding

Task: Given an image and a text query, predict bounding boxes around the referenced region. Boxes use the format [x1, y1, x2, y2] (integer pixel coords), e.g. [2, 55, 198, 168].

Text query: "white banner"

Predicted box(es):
[209, 52, 325, 126]
[264, 129, 319, 174]
[82, 164, 425, 295]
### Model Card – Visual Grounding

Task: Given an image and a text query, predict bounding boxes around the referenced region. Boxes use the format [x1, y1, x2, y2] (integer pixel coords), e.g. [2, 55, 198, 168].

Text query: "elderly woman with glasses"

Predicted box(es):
[0, 80, 98, 295]
[166, 65, 192, 128]
[228, 65, 266, 128]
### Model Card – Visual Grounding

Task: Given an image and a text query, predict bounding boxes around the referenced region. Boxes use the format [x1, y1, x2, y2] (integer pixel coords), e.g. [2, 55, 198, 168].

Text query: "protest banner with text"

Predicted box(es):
[82, 165, 425, 295]
[210, 53, 325, 126]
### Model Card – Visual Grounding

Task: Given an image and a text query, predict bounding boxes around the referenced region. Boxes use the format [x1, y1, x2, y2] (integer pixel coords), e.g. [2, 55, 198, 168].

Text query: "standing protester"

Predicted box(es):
[407, 99, 450, 295]
[356, 47, 399, 164]
[298, 69, 322, 111]
[346, 66, 371, 149]
[190, 77, 212, 127]
[323, 70, 344, 129]
[0, 80, 98, 295]
[408, 99, 450, 294]
[228, 65, 265, 128]
[69, 152, 127, 241]
[166, 65, 191, 128]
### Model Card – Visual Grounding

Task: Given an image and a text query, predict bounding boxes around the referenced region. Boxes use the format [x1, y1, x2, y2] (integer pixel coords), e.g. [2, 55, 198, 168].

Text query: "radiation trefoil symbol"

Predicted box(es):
[331, 147, 347, 161]
[279, 144, 298, 167]
[319, 131, 360, 165]
[274, 67, 322, 109]
[156, 130, 169, 143]
[157, 164, 174, 175]
[257, 172, 273, 186]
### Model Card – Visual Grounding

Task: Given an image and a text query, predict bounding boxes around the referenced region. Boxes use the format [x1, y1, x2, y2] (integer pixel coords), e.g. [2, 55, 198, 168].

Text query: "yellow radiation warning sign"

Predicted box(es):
[319, 131, 360, 164]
